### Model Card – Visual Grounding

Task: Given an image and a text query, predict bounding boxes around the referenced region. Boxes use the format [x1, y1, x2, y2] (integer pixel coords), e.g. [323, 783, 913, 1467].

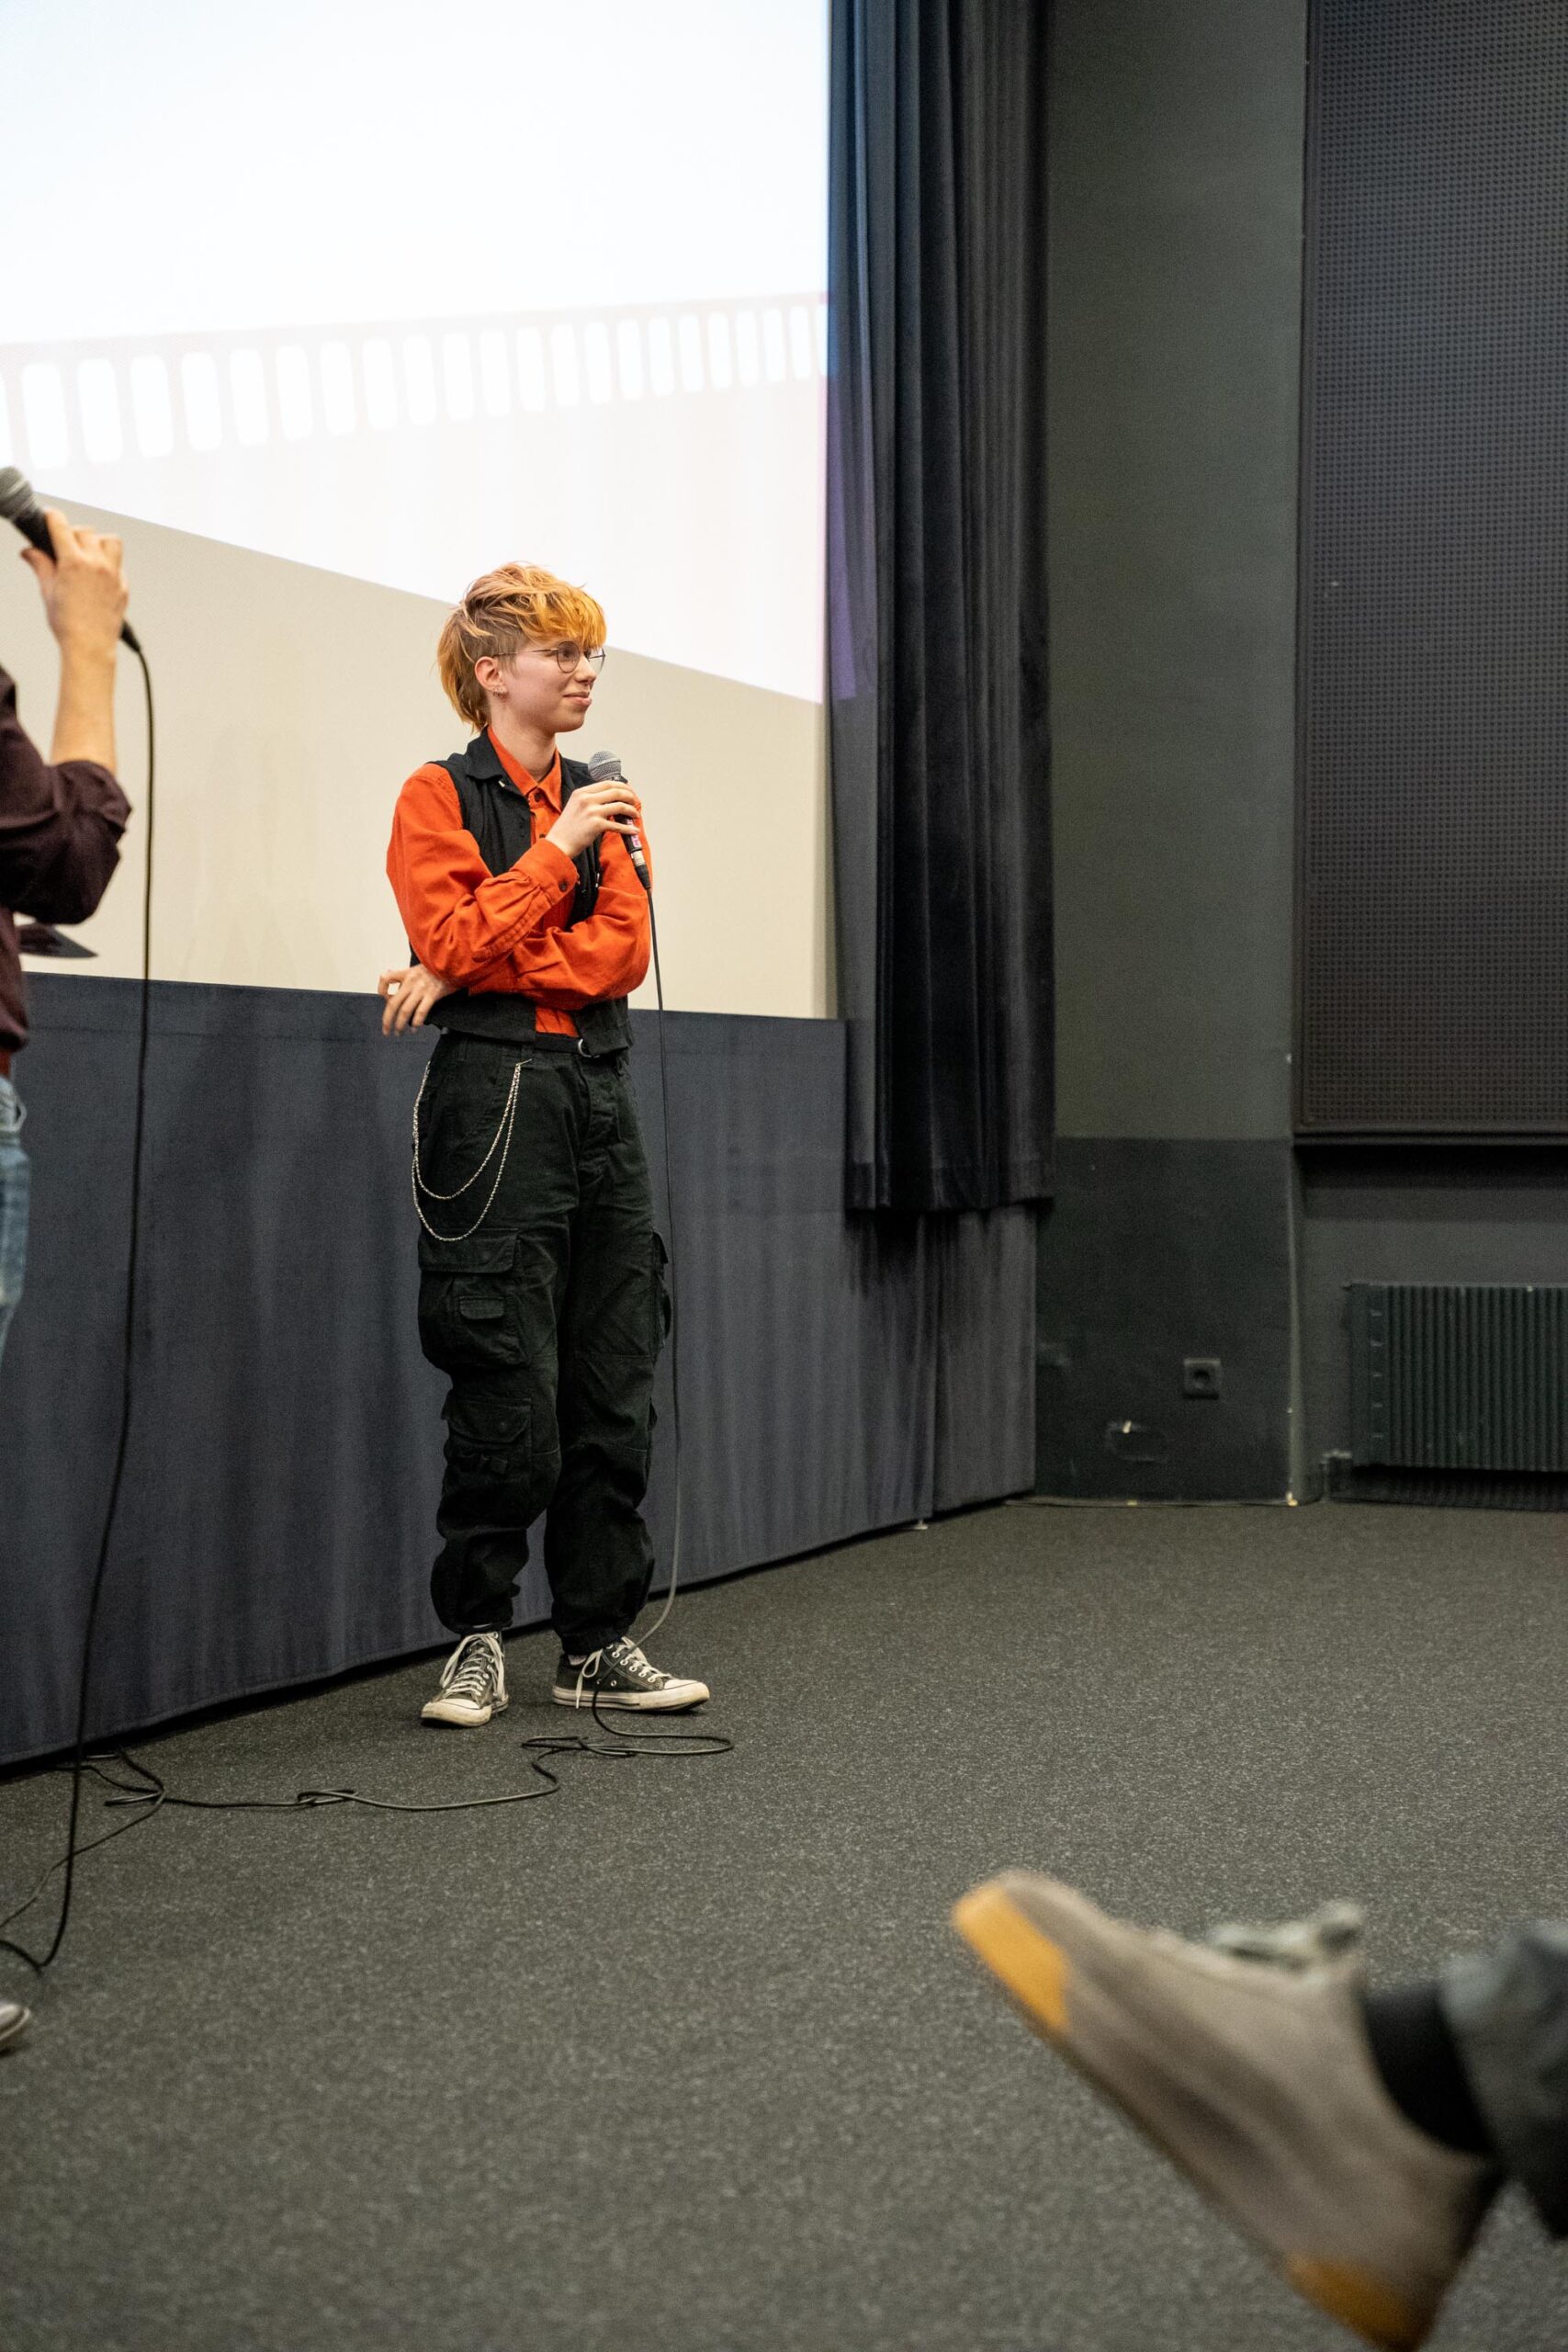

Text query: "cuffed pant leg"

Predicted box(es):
[428, 1359, 559, 1634]
[1440, 1922, 1568, 2236]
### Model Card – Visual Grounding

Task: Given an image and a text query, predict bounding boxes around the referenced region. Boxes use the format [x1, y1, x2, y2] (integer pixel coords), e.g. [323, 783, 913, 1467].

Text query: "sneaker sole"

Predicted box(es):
[952, 1879, 1436, 2352]
[549, 1684, 708, 1712]
[420, 1692, 510, 1727]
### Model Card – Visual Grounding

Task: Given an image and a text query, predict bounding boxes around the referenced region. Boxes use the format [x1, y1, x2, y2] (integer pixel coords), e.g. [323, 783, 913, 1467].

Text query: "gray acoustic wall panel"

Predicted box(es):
[1047, 0, 1305, 1144]
[1298, 0, 1568, 1133]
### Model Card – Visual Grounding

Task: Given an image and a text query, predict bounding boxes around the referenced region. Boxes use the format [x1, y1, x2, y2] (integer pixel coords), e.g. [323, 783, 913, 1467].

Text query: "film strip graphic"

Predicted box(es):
[0, 296, 829, 474]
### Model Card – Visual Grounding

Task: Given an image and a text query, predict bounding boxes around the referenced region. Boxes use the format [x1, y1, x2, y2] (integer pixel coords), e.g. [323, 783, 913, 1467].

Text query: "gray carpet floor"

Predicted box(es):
[2, 1499, 1566, 2352]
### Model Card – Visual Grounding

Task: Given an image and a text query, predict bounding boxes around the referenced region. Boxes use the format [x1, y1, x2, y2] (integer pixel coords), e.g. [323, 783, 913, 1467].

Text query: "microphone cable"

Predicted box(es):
[0, 1684, 732, 1948]
[636, 884, 684, 1647]
[1, 639, 155, 1977]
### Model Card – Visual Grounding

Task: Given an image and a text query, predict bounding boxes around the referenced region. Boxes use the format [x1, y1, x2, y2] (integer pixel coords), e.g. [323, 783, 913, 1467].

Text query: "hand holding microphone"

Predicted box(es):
[0, 469, 139, 655]
[1, 469, 135, 771]
[547, 751, 651, 889]
[583, 749, 651, 891]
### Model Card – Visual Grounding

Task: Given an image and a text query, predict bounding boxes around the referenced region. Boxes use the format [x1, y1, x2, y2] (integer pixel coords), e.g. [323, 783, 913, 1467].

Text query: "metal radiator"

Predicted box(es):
[1348, 1283, 1568, 1471]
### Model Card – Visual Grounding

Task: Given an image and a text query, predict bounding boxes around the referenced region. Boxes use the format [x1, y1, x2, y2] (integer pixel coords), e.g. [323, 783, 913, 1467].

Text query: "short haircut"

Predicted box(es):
[436, 562, 607, 734]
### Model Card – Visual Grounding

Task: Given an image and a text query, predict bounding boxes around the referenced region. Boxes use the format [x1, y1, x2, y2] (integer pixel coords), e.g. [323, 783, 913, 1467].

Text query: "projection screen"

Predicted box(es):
[0, 0, 829, 703]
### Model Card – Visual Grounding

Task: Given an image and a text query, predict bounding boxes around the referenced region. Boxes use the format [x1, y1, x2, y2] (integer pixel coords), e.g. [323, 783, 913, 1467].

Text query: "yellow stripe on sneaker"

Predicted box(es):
[953, 1883, 1070, 2038]
[1284, 2257, 1431, 2352]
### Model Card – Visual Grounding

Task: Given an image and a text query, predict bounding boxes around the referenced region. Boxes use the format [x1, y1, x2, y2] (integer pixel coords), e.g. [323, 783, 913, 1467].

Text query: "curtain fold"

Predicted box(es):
[829, 0, 1055, 1212]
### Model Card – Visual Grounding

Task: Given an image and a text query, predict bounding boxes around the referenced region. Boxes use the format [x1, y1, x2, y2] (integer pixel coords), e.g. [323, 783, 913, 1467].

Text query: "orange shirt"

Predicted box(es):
[387, 729, 650, 1036]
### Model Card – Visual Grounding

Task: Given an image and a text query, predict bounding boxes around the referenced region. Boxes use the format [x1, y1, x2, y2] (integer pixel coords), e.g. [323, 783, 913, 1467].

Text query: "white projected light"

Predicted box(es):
[1, 0, 829, 701]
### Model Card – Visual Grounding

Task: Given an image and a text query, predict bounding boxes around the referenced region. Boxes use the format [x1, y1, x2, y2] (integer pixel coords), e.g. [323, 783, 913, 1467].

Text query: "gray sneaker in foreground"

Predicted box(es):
[953, 1871, 1499, 2352]
[421, 1631, 508, 1726]
[551, 1635, 709, 1712]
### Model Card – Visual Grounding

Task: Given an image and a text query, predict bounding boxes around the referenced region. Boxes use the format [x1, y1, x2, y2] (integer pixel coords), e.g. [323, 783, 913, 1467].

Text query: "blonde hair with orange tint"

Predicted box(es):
[436, 562, 607, 733]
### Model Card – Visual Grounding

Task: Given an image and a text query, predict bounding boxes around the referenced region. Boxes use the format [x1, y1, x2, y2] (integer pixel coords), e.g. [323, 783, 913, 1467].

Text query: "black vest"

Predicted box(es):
[421, 734, 633, 1057]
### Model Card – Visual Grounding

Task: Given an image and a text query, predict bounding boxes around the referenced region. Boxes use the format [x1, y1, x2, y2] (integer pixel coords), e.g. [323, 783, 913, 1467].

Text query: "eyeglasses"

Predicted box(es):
[536, 642, 606, 675]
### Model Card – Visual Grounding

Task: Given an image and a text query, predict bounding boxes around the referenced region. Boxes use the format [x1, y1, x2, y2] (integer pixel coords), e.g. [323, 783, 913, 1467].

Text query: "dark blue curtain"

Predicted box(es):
[0, 978, 1037, 1766]
[829, 0, 1055, 1211]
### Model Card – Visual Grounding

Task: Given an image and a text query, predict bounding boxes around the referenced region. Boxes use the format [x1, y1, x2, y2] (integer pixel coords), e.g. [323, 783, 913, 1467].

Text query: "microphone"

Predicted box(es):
[586, 748, 650, 892]
[0, 468, 141, 653]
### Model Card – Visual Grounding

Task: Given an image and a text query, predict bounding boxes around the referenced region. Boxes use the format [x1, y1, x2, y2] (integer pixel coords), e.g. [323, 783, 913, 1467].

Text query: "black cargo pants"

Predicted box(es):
[413, 1033, 669, 1653]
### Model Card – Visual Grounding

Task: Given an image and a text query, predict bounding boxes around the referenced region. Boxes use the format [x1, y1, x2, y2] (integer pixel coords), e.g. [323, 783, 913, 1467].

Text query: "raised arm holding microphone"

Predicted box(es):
[1, 510, 131, 1373]
[383, 562, 709, 1726]
[0, 508, 131, 2055]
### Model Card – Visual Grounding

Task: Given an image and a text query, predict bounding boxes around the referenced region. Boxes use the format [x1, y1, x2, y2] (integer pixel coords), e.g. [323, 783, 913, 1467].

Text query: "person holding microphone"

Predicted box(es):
[1, 511, 131, 1369]
[382, 562, 709, 1727]
[0, 508, 132, 2052]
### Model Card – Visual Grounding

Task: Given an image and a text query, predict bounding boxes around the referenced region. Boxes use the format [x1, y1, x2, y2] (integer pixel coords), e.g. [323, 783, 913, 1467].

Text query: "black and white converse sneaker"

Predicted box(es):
[551, 1635, 710, 1712]
[421, 1631, 508, 1726]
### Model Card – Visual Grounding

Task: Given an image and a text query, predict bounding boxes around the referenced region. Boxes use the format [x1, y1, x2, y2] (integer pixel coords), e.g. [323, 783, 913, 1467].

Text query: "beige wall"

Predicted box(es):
[2, 503, 831, 1019]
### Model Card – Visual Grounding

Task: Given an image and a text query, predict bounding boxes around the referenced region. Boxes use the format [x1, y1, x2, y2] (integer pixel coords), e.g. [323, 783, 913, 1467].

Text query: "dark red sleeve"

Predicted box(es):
[0, 668, 130, 924]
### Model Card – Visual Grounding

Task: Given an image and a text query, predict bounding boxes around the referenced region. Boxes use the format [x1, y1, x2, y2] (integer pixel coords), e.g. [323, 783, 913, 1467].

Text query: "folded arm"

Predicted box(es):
[387, 763, 580, 983]
[510, 829, 652, 1009]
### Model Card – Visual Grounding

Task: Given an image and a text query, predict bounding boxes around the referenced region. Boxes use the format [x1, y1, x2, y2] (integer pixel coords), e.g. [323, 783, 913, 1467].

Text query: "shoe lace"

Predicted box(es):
[442, 1634, 499, 1702]
[569, 1650, 604, 1710]
[1203, 1900, 1365, 1972]
[605, 1637, 665, 1685]
[565, 1639, 666, 1709]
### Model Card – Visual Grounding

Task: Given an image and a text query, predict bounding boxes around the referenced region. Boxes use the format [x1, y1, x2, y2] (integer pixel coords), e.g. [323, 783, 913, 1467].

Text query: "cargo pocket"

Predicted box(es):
[443, 1377, 533, 1483]
[417, 1232, 523, 1374]
[417, 1039, 532, 1170]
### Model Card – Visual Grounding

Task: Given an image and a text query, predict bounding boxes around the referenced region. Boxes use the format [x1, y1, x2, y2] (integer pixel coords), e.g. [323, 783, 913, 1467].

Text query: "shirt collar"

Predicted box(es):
[486, 728, 561, 810]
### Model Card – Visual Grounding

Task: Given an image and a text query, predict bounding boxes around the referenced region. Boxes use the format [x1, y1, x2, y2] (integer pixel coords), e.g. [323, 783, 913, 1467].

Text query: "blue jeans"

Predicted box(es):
[0, 1076, 28, 1370]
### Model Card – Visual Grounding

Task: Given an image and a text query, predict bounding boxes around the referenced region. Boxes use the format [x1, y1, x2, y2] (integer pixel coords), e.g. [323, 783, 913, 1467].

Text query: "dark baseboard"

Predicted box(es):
[1324, 1457, 1568, 1512]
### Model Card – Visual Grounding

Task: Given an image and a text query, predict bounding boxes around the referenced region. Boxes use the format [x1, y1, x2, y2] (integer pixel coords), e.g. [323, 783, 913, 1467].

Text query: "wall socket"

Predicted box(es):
[1182, 1357, 1223, 1399]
